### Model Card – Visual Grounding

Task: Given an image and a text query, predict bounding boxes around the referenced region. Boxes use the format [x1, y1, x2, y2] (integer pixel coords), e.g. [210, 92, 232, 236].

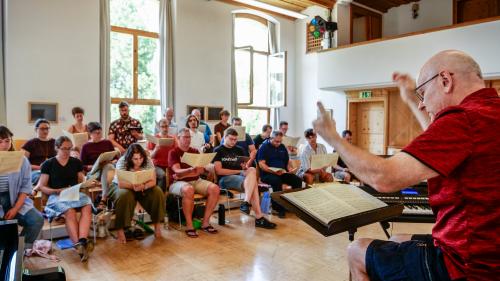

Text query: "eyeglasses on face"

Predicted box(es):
[414, 72, 454, 101]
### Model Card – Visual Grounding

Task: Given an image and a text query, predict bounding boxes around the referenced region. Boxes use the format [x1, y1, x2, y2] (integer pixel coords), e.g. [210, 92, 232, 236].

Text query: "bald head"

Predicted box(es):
[420, 50, 483, 84]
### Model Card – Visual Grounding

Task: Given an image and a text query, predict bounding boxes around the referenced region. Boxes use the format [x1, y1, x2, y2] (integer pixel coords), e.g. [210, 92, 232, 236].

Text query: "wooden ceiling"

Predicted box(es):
[353, 0, 416, 13]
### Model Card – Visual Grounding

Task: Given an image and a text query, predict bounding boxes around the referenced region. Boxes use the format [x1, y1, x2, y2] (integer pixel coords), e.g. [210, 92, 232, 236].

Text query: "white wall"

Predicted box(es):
[5, 0, 100, 139]
[174, 0, 297, 133]
[383, 0, 453, 37]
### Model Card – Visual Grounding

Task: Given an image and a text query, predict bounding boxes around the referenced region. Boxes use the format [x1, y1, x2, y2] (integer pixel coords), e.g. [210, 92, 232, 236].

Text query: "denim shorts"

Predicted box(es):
[218, 174, 245, 192]
[366, 234, 451, 281]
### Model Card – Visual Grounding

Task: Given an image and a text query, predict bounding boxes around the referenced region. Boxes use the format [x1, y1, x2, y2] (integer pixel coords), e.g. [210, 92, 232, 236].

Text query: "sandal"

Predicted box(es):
[184, 229, 198, 238]
[201, 225, 218, 234]
[133, 228, 146, 240]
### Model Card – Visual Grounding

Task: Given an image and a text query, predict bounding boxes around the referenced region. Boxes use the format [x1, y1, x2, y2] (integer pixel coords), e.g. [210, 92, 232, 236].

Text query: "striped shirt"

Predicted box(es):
[0, 175, 9, 193]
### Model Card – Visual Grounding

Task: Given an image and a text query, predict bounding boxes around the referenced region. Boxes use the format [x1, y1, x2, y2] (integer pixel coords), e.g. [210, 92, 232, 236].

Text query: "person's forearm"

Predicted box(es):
[39, 185, 61, 195]
[31, 165, 40, 170]
[217, 168, 241, 176]
[13, 193, 28, 211]
[403, 93, 430, 130]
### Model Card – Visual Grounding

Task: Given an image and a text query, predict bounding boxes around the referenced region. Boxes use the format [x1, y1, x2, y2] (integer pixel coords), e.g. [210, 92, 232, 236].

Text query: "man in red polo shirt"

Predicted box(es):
[313, 50, 499, 281]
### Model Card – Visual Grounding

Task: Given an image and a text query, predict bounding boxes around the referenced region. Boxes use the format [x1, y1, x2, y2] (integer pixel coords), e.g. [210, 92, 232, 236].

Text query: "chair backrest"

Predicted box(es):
[13, 139, 27, 151]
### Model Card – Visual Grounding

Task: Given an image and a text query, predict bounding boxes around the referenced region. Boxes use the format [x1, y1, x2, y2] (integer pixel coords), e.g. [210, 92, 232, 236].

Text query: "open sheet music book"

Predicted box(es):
[0, 151, 24, 175]
[281, 183, 388, 227]
[180, 152, 216, 167]
[268, 167, 286, 173]
[88, 151, 119, 175]
[116, 169, 155, 185]
[282, 136, 300, 147]
[146, 134, 175, 147]
[62, 130, 88, 149]
[310, 153, 339, 170]
[58, 179, 96, 202]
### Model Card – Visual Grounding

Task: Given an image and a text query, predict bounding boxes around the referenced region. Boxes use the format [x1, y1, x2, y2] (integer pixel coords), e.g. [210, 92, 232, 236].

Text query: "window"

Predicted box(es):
[110, 0, 161, 134]
[233, 13, 286, 135]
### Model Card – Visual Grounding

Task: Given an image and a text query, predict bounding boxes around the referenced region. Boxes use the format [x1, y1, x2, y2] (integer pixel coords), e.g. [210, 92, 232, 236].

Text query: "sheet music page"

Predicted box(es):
[89, 151, 118, 174]
[227, 126, 246, 141]
[62, 130, 88, 149]
[310, 153, 339, 170]
[146, 134, 159, 145]
[321, 183, 387, 213]
[158, 137, 174, 146]
[269, 167, 286, 173]
[282, 136, 300, 147]
[0, 151, 24, 175]
[180, 152, 216, 167]
[116, 169, 154, 185]
[59, 184, 81, 202]
[168, 126, 178, 136]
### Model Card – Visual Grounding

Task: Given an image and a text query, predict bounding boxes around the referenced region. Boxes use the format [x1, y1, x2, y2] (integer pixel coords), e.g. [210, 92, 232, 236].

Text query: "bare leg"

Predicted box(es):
[202, 184, 220, 228]
[116, 229, 126, 244]
[181, 185, 195, 230]
[390, 234, 413, 243]
[78, 205, 92, 239]
[347, 238, 374, 281]
[64, 208, 79, 243]
[153, 223, 162, 238]
[243, 168, 264, 218]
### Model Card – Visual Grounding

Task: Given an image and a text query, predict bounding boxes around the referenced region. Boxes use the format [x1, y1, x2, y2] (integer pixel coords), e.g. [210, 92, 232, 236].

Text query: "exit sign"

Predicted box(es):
[359, 91, 372, 98]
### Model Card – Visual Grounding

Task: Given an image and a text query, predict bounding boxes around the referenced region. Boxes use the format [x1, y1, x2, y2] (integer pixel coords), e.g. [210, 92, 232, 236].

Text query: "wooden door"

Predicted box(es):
[388, 89, 423, 148]
[356, 101, 385, 155]
[454, 0, 500, 23]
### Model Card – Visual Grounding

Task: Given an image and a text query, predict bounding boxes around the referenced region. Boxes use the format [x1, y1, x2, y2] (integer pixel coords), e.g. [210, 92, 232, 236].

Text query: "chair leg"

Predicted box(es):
[222, 189, 231, 224]
[92, 214, 97, 244]
[176, 196, 182, 231]
[49, 219, 53, 251]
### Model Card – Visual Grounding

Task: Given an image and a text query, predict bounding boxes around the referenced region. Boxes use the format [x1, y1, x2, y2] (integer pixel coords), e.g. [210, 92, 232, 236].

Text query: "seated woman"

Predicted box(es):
[0, 126, 44, 250]
[36, 136, 94, 262]
[109, 144, 165, 243]
[186, 114, 211, 153]
[147, 118, 176, 192]
[21, 118, 56, 185]
[297, 129, 333, 185]
[80, 122, 116, 209]
[67, 107, 88, 133]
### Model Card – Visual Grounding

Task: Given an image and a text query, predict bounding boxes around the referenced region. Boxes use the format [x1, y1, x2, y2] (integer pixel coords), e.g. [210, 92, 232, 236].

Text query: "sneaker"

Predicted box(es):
[239, 201, 251, 215]
[255, 217, 277, 229]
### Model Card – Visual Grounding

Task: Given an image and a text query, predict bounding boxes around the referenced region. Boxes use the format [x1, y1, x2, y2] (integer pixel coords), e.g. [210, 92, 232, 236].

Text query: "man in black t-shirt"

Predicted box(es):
[213, 128, 276, 229]
[253, 124, 272, 150]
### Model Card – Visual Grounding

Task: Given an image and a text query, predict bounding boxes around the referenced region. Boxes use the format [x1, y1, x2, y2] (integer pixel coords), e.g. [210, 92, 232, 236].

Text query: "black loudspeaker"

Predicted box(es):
[23, 266, 66, 281]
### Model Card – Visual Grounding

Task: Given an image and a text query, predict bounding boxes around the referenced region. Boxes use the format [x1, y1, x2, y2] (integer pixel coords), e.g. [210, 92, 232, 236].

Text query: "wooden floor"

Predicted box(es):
[25, 212, 433, 281]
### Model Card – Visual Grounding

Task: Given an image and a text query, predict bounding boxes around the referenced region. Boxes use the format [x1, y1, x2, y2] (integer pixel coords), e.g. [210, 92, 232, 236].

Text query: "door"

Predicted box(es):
[357, 101, 385, 155]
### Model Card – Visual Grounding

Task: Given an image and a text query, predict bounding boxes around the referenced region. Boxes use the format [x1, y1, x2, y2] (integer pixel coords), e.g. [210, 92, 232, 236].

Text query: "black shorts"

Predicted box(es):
[365, 234, 451, 281]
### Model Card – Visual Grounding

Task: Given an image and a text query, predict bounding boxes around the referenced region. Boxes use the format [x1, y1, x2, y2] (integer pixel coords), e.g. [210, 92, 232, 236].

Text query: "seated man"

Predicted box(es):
[147, 118, 177, 191]
[333, 130, 353, 183]
[108, 101, 143, 154]
[221, 117, 256, 166]
[257, 131, 302, 218]
[192, 108, 213, 144]
[213, 128, 276, 229]
[253, 124, 272, 150]
[168, 128, 220, 238]
[297, 128, 333, 185]
[279, 121, 298, 157]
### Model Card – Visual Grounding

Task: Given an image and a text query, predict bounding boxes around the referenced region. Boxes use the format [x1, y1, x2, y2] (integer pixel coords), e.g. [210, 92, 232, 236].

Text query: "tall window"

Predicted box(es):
[110, 0, 161, 134]
[233, 13, 286, 135]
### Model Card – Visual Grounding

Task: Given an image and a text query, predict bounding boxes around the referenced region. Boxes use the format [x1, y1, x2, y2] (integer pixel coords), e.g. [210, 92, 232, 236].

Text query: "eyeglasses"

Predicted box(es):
[414, 74, 438, 101]
[59, 147, 72, 151]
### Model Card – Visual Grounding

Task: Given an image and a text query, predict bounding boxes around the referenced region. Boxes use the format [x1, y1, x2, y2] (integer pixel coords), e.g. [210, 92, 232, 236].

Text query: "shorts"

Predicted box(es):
[366, 234, 451, 281]
[169, 178, 213, 197]
[218, 174, 245, 192]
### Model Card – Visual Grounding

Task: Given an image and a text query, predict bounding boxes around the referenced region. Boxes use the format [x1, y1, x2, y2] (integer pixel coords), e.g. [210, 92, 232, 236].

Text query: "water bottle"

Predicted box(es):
[218, 204, 225, 225]
[0, 205, 4, 219]
[261, 191, 271, 215]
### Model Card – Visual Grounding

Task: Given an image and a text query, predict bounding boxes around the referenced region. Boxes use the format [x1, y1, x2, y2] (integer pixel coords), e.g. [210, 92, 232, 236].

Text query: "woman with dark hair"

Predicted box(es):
[67, 107, 88, 134]
[109, 143, 165, 243]
[21, 118, 56, 185]
[0, 126, 44, 250]
[36, 136, 95, 262]
[80, 122, 116, 209]
[186, 114, 210, 153]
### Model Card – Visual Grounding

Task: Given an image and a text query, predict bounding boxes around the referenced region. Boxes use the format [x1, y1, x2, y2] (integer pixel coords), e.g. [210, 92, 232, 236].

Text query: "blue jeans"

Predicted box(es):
[0, 192, 44, 248]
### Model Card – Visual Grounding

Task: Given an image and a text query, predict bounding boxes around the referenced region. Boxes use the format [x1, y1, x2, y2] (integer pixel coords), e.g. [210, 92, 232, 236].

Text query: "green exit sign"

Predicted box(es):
[359, 91, 372, 98]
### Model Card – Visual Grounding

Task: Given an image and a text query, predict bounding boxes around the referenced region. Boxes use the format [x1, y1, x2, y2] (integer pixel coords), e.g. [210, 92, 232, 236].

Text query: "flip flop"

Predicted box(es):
[201, 225, 218, 234]
[185, 229, 198, 238]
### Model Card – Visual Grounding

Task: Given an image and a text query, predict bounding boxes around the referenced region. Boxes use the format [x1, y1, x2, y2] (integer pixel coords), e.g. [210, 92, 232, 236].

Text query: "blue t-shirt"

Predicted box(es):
[221, 133, 254, 156]
[256, 139, 289, 175]
[200, 121, 212, 144]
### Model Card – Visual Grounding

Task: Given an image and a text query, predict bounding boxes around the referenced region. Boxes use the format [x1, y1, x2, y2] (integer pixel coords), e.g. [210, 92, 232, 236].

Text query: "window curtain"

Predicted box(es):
[99, 0, 111, 134]
[0, 0, 6, 125]
[159, 0, 174, 114]
[268, 20, 281, 129]
[230, 13, 238, 117]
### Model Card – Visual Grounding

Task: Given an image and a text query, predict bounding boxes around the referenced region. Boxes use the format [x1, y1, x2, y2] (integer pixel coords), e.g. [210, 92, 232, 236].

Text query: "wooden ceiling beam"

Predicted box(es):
[353, 0, 388, 13]
[258, 0, 305, 12]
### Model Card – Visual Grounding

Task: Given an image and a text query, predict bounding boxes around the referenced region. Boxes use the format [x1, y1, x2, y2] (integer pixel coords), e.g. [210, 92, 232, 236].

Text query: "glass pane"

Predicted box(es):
[235, 49, 251, 104]
[237, 108, 269, 136]
[110, 0, 159, 33]
[110, 104, 162, 135]
[269, 52, 286, 107]
[252, 53, 268, 107]
[110, 32, 133, 99]
[138, 36, 160, 100]
[234, 17, 269, 52]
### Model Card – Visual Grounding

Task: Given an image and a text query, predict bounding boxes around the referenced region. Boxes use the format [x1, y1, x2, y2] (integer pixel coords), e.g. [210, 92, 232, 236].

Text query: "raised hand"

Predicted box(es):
[392, 72, 417, 103]
[313, 102, 340, 145]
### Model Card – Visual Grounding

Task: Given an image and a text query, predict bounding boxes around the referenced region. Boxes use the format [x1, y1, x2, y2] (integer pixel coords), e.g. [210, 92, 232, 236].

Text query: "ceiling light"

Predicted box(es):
[233, 0, 308, 19]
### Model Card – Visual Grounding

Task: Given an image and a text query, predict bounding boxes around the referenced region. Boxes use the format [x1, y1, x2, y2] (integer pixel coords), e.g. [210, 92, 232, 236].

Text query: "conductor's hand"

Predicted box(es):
[313, 102, 340, 146]
[392, 72, 417, 104]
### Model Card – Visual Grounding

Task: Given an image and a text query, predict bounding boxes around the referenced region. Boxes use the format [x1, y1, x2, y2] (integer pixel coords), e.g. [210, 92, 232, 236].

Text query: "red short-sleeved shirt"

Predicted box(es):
[403, 88, 500, 280]
[147, 134, 176, 168]
[167, 146, 200, 184]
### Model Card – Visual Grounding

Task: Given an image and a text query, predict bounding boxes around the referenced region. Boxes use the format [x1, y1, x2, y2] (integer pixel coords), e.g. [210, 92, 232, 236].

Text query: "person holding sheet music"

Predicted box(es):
[257, 131, 302, 218]
[297, 129, 333, 185]
[80, 122, 116, 209]
[21, 118, 57, 185]
[0, 126, 44, 250]
[192, 108, 213, 144]
[186, 114, 212, 153]
[226, 117, 257, 160]
[108, 101, 144, 154]
[67, 107, 89, 134]
[213, 110, 231, 147]
[313, 50, 500, 281]
[214, 128, 276, 229]
[147, 118, 177, 192]
[168, 128, 220, 238]
[279, 121, 298, 157]
[109, 144, 165, 243]
[253, 124, 272, 150]
[332, 130, 353, 183]
[36, 136, 95, 262]
[155, 107, 177, 134]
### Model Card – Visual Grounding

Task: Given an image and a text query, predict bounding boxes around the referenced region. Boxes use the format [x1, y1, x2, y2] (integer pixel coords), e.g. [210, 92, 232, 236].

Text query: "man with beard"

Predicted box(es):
[108, 101, 144, 154]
